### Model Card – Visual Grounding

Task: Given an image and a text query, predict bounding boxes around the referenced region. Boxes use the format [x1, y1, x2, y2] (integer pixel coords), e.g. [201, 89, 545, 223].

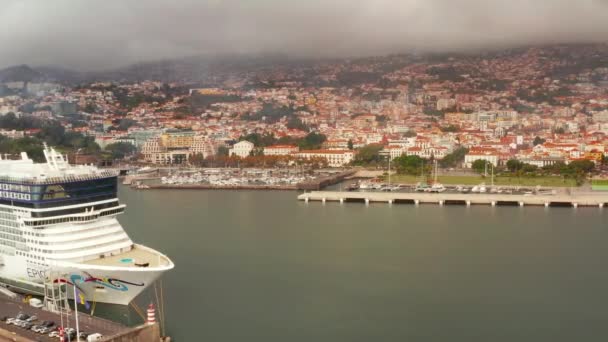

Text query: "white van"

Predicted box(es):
[87, 333, 104, 341]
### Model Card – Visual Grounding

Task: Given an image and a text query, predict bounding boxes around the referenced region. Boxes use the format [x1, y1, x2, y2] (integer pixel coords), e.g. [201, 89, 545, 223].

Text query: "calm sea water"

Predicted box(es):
[115, 186, 608, 342]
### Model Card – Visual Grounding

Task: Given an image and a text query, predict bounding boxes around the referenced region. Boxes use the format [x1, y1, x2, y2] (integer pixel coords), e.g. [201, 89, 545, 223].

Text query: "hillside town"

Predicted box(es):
[1, 44, 608, 180]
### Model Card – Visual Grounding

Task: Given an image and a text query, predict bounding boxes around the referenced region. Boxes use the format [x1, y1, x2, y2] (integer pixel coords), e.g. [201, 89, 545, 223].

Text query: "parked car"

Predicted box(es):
[16, 313, 29, 321]
[40, 326, 56, 334]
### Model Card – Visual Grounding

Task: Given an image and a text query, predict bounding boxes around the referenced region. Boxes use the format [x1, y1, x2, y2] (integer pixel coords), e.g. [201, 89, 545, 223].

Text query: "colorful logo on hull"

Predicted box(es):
[55, 271, 144, 293]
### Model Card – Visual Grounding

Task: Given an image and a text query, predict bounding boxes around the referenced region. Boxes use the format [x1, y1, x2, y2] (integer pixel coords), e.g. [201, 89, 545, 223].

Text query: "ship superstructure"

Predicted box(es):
[0, 146, 173, 305]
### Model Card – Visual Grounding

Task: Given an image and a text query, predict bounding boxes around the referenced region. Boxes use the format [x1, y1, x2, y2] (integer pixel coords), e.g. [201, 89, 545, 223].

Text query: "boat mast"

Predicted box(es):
[388, 155, 391, 187]
[491, 162, 494, 188]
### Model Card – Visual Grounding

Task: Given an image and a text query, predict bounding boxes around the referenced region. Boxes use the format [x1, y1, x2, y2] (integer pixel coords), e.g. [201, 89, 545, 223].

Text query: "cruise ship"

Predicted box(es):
[0, 146, 174, 305]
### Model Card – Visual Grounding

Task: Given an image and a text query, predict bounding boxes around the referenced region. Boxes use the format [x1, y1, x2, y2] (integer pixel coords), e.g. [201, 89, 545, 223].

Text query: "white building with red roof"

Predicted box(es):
[263, 145, 299, 156]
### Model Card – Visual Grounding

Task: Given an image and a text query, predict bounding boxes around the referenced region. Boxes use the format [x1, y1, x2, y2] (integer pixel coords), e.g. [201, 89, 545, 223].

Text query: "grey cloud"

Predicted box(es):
[1, 0, 607, 70]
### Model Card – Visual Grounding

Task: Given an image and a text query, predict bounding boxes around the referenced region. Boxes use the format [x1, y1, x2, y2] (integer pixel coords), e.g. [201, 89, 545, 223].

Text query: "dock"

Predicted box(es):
[298, 191, 608, 208]
[0, 292, 169, 341]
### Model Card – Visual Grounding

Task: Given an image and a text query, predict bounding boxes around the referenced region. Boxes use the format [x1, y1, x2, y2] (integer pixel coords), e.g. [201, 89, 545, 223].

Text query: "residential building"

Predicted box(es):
[296, 150, 354, 167]
[229, 141, 254, 158]
[263, 145, 299, 156]
[464, 148, 499, 168]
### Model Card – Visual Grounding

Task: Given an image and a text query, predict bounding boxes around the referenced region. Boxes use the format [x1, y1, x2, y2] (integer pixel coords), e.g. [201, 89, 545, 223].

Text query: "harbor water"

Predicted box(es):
[117, 186, 608, 341]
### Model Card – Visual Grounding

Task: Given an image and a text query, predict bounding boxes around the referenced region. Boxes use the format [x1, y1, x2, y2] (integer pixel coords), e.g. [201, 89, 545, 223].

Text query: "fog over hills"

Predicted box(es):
[1, 42, 608, 87]
[1, 0, 608, 71]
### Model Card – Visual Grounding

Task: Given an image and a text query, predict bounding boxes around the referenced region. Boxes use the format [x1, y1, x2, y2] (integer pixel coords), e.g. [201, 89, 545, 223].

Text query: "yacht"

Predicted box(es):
[0, 146, 174, 305]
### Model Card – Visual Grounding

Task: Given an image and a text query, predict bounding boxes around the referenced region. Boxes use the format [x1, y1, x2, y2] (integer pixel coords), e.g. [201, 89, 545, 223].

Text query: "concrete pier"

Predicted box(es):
[298, 191, 608, 208]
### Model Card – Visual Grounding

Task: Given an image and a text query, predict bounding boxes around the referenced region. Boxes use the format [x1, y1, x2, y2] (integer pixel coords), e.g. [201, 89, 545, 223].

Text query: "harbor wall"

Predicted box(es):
[103, 323, 161, 342]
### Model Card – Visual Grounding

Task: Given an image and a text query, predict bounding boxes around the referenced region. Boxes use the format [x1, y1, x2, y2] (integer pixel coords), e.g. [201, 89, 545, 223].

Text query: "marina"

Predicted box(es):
[127, 168, 355, 191]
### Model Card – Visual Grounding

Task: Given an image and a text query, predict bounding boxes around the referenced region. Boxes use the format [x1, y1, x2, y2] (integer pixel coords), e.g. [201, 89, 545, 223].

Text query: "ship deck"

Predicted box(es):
[83, 246, 169, 268]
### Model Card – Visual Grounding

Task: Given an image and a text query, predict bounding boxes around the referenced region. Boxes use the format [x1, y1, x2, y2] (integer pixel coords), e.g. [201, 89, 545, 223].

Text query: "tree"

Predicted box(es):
[116, 119, 137, 131]
[568, 160, 595, 173]
[0, 136, 44, 162]
[471, 159, 489, 174]
[83, 103, 97, 113]
[440, 125, 460, 133]
[217, 145, 230, 156]
[238, 133, 276, 147]
[105, 142, 137, 160]
[440, 147, 468, 168]
[553, 127, 566, 134]
[533, 136, 545, 146]
[347, 139, 354, 150]
[299, 132, 326, 150]
[521, 163, 538, 173]
[37, 123, 66, 146]
[286, 117, 308, 131]
[506, 159, 524, 172]
[352, 144, 383, 165]
[394, 155, 426, 175]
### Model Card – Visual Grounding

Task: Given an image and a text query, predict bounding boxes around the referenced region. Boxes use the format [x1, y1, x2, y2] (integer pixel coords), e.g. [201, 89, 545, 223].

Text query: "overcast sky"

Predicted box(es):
[1, 0, 608, 70]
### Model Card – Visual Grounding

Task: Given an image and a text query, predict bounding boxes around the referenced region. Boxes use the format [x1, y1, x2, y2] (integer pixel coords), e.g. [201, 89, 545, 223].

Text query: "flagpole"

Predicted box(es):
[73, 284, 80, 340]
[63, 274, 70, 341]
[56, 270, 64, 329]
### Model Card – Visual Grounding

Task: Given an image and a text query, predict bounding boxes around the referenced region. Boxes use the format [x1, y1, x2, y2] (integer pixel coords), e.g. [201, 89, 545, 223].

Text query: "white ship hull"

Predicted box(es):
[0, 244, 173, 305]
[0, 146, 175, 306]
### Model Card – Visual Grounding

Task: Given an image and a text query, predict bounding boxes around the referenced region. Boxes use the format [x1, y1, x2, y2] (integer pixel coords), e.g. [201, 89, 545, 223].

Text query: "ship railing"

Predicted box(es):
[0, 170, 118, 185]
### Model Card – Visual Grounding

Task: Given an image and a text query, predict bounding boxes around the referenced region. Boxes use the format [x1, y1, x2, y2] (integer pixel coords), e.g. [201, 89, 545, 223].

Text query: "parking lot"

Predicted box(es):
[0, 295, 126, 341]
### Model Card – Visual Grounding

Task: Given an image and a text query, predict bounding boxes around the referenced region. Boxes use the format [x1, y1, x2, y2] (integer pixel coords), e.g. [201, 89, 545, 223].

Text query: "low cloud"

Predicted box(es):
[1, 0, 607, 70]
